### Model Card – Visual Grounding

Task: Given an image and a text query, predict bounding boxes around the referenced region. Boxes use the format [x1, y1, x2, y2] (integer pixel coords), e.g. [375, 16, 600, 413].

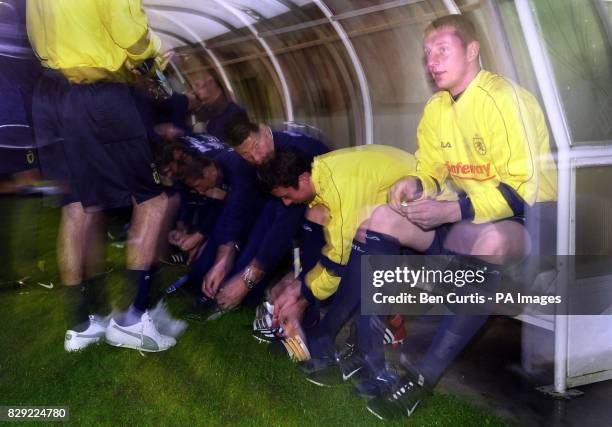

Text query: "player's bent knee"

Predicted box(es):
[368, 205, 405, 235]
[471, 224, 528, 260]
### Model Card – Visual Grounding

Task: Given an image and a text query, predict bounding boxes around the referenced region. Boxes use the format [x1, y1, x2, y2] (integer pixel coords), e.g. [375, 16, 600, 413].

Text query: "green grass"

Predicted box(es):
[0, 197, 509, 426]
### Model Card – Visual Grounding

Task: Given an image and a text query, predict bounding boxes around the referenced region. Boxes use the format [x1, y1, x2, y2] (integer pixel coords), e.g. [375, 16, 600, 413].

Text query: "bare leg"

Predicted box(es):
[57, 202, 88, 286]
[363, 206, 530, 260]
[119, 193, 168, 321]
[364, 205, 435, 252]
[155, 192, 180, 262]
[126, 193, 168, 270]
[83, 210, 107, 279]
[58, 202, 104, 335]
[444, 220, 531, 262]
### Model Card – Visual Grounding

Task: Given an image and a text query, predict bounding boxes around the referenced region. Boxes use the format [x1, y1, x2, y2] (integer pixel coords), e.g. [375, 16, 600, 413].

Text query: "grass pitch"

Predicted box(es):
[0, 196, 508, 426]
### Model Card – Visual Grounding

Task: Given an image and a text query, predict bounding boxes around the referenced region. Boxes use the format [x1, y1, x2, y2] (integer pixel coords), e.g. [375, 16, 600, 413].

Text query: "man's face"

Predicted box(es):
[271, 174, 315, 206]
[192, 74, 222, 107]
[185, 90, 202, 112]
[235, 125, 274, 166]
[424, 27, 478, 96]
[185, 165, 219, 195]
[160, 149, 187, 179]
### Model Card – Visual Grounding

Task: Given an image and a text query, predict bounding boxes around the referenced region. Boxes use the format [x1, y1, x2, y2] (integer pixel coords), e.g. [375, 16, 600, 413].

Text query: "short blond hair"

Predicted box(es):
[425, 15, 478, 46]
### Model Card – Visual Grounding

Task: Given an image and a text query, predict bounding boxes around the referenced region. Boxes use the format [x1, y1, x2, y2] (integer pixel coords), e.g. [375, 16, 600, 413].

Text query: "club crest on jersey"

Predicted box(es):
[440, 141, 452, 149]
[26, 150, 35, 164]
[473, 136, 486, 155]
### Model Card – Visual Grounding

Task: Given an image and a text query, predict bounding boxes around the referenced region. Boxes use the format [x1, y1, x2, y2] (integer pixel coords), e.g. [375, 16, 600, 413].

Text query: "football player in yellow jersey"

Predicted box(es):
[258, 146, 417, 374]
[357, 15, 558, 420]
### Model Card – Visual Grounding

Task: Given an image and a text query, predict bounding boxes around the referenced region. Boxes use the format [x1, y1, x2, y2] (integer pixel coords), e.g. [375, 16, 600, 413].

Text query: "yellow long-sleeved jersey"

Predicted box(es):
[305, 145, 416, 300]
[27, 0, 160, 82]
[414, 70, 557, 223]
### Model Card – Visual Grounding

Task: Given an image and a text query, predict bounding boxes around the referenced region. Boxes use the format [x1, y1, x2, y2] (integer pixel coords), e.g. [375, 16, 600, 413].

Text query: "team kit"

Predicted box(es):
[4, 2, 559, 422]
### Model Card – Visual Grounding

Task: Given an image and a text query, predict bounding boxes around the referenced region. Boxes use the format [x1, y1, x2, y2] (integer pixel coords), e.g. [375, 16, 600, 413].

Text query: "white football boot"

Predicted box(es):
[105, 311, 176, 352]
[64, 315, 108, 352]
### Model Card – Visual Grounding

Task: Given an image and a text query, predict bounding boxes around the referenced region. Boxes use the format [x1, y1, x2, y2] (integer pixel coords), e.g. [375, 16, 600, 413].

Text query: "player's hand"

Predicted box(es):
[202, 244, 235, 298]
[388, 177, 422, 214]
[179, 232, 204, 252]
[402, 199, 461, 229]
[277, 297, 308, 334]
[202, 261, 228, 298]
[168, 229, 185, 246]
[158, 50, 175, 71]
[216, 276, 249, 311]
[269, 272, 295, 303]
[272, 279, 302, 327]
[126, 57, 156, 76]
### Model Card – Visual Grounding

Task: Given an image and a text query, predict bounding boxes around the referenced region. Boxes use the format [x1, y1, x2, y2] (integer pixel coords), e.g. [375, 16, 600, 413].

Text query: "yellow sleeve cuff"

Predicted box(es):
[126, 31, 162, 62]
[305, 263, 341, 301]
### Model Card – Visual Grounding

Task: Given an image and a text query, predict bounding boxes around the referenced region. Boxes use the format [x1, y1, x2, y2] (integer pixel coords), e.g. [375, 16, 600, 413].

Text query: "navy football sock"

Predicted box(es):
[358, 315, 388, 373]
[83, 274, 111, 317]
[127, 269, 152, 313]
[418, 314, 488, 386]
[415, 257, 501, 386]
[363, 230, 402, 255]
[305, 238, 364, 357]
[356, 230, 402, 369]
[307, 231, 401, 358]
[113, 269, 151, 327]
[300, 220, 326, 274]
[63, 283, 89, 332]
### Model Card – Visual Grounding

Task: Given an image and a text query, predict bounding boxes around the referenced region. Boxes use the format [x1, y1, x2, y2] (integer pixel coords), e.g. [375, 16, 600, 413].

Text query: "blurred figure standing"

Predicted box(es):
[192, 71, 246, 141]
[27, 0, 176, 352]
[0, 0, 45, 287]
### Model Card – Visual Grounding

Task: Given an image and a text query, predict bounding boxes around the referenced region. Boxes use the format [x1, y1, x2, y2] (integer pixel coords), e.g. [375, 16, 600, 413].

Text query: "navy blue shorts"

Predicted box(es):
[425, 216, 527, 255]
[32, 70, 161, 209]
[424, 223, 453, 255]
